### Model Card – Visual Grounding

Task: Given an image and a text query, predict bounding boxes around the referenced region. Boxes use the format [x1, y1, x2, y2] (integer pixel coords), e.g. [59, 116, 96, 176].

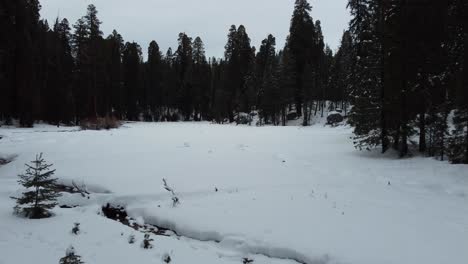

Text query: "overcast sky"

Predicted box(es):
[40, 0, 351, 59]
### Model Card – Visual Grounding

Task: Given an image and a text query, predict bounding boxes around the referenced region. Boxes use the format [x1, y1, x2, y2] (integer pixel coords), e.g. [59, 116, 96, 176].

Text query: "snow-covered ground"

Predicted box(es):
[0, 122, 467, 264]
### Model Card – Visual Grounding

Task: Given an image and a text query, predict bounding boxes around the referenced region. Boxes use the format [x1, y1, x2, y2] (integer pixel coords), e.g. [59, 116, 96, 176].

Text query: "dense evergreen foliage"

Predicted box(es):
[11, 153, 61, 219]
[0, 0, 466, 163]
[344, 0, 467, 162]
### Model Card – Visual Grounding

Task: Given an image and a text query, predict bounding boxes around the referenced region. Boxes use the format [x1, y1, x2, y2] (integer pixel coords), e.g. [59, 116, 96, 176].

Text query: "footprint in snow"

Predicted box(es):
[238, 144, 252, 151]
[176, 142, 190, 148]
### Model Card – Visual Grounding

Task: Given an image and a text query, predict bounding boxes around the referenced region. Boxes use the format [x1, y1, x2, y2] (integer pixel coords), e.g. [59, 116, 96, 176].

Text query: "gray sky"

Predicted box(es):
[40, 0, 351, 59]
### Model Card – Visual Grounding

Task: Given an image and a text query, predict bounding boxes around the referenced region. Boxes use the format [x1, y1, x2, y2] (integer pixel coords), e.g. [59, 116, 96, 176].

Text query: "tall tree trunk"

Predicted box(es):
[419, 112, 427, 152]
[296, 76, 303, 117]
[380, 0, 389, 153]
[282, 107, 286, 126]
[399, 123, 409, 157]
[399, 0, 409, 158]
[302, 102, 308, 126]
[464, 10, 468, 164]
[321, 101, 324, 118]
[314, 100, 318, 116]
[465, 124, 468, 163]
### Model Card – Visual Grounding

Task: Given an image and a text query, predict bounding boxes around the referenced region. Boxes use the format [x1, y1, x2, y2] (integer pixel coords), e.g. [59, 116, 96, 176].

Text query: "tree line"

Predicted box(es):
[0, 0, 338, 127]
[343, 0, 467, 163]
[0, 0, 466, 163]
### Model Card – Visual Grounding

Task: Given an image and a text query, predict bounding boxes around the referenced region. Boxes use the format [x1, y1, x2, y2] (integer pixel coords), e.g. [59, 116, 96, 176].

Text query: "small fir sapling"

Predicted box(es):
[59, 246, 84, 264]
[128, 234, 136, 244]
[162, 179, 180, 207]
[11, 153, 61, 219]
[162, 253, 172, 263]
[243, 258, 254, 264]
[72, 223, 80, 235]
[142, 234, 154, 249]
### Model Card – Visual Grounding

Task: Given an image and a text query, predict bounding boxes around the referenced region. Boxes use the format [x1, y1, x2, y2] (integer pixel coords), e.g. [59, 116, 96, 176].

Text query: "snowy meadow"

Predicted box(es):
[0, 122, 467, 264]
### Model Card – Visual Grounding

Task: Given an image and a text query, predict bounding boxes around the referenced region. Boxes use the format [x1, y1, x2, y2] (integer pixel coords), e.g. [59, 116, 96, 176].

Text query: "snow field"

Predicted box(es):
[0, 122, 467, 264]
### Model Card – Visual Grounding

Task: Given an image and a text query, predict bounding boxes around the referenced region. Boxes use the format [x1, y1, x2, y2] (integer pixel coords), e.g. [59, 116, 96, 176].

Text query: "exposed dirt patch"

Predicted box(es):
[0, 154, 17, 166]
[101, 204, 172, 237]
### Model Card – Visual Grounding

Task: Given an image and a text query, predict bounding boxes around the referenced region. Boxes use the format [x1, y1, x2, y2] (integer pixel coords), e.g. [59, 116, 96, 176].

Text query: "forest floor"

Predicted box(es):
[0, 122, 467, 264]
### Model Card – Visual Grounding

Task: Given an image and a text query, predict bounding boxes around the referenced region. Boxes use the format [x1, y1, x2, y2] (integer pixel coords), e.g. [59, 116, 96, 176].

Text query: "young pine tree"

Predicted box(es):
[449, 109, 468, 163]
[427, 106, 450, 161]
[11, 153, 61, 219]
[59, 246, 84, 264]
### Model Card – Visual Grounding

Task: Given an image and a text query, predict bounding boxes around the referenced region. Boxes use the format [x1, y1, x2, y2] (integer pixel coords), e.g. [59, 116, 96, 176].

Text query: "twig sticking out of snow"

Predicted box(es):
[243, 257, 254, 264]
[71, 181, 90, 198]
[142, 234, 154, 249]
[71, 223, 80, 235]
[162, 178, 180, 207]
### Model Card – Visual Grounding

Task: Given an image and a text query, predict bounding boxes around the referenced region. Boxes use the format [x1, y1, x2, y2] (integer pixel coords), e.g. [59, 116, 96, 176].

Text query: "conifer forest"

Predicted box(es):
[0, 1, 467, 264]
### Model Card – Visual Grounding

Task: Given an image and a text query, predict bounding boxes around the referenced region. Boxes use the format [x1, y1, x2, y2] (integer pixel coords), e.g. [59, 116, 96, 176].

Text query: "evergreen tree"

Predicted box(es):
[15, 0, 42, 127]
[50, 18, 75, 125]
[175, 33, 194, 120]
[331, 31, 353, 114]
[256, 35, 281, 124]
[223, 25, 255, 120]
[446, 0, 468, 163]
[427, 105, 449, 160]
[313, 20, 327, 119]
[192, 37, 210, 120]
[347, 0, 385, 151]
[59, 246, 84, 264]
[106, 30, 125, 119]
[287, 0, 317, 117]
[0, 0, 17, 124]
[146, 40, 163, 120]
[122, 42, 143, 120]
[11, 153, 61, 219]
[278, 47, 296, 125]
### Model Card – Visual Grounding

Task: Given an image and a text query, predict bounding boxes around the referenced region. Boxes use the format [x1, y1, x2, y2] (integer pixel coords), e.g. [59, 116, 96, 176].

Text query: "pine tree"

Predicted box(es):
[147, 40, 163, 118]
[50, 18, 75, 125]
[192, 37, 210, 120]
[330, 31, 353, 113]
[287, 0, 317, 117]
[176, 33, 194, 120]
[11, 153, 61, 219]
[446, 0, 468, 164]
[223, 25, 255, 120]
[83, 5, 102, 40]
[449, 110, 468, 163]
[122, 42, 143, 120]
[0, 0, 16, 124]
[347, 0, 385, 151]
[71, 18, 90, 120]
[106, 30, 125, 119]
[15, 0, 42, 127]
[256, 34, 279, 124]
[236, 25, 255, 113]
[59, 246, 84, 264]
[314, 20, 327, 119]
[278, 45, 297, 125]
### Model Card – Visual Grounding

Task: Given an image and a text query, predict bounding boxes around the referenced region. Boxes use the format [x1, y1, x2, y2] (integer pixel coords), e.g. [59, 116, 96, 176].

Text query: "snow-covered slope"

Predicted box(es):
[0, 123, 467, 264]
